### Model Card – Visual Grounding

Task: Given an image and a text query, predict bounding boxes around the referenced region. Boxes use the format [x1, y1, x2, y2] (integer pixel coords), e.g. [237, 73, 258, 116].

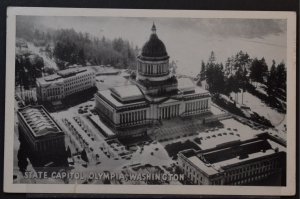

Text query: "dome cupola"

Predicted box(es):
[136, 23, 171, 82]
[139, 23, 169, 60]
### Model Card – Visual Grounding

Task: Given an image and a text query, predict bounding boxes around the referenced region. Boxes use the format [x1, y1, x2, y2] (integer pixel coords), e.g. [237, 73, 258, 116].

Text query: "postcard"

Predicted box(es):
[4, 7, 296, 195]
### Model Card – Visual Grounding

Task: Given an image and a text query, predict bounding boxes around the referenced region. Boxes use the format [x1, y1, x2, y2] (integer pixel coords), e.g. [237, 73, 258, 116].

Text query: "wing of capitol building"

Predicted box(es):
[94, 23, 211, 137]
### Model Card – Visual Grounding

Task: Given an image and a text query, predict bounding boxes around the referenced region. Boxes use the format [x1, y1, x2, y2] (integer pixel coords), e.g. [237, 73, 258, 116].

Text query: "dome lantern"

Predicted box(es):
[151, 22, 156, 34]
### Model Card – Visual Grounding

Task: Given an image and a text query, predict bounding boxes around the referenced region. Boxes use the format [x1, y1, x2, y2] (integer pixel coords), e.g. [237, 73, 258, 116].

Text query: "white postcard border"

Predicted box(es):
[4, 7, 297, 196]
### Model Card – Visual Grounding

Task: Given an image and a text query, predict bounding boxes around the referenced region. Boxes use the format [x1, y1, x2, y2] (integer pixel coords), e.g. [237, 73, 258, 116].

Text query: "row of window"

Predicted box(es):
[65, 81, 92, 91]
[225, 161, 279, 183]
[181, 156, 280, 185]
[65, 76, 93, 87]
[182, 161, 206, 185]
[231, 172, 274, 185]
[46, 87, 62, 96]
[64, 72, 94, 83]
[138, 62, 168, 74]
[225, 158, 278, 176]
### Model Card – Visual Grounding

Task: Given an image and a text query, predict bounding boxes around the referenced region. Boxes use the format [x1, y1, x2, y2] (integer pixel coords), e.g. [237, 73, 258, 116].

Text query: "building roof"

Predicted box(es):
[57, 67, 87, 77]
[139, 24, 169, 60]
[177, 78, 195, 93]
[111, 85, 144, 102]
[18, 105, 63, 138]
[97, 86, 147, 108]
[188, 156, 219, 175]
[181, 137, 286, 177]
[36, 67, 92, 86]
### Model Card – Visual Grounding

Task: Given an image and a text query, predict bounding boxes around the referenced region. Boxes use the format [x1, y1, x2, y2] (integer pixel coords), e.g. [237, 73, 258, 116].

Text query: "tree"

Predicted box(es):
[206, 63, 225, 95]
[81, 149, 89, 162]
[249, 57, 268, 86]
[276, 61, 286, 91]
[208, 51, 216, 64]
[78, 48, 85, 66]
[225, 57, 234, 76]
[200, 60, 206, 80]
[266, 61, 277, 97]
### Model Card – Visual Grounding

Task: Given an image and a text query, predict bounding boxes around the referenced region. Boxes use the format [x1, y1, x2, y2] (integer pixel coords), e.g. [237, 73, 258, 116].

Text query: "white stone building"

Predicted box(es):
[17, 105, 66, 157]
[178, 137, 286, 185]
[94, 24, 211, 137]
[36, 67, 96, 102]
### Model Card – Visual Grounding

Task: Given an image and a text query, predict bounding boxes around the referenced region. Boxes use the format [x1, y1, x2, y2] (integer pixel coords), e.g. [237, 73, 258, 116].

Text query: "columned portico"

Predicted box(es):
[159, 104, 180, 119]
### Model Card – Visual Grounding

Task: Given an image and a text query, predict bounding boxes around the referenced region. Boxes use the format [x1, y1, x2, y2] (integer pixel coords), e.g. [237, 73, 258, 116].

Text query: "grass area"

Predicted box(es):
[246, 83, 286, 114]
[213, 95, 273, 127]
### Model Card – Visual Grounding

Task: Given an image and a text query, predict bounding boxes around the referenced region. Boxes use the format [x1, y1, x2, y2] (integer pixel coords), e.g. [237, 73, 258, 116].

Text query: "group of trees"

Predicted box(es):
[266, 60, 286, 97]
[201, 50, 286, 105]
[18, 28, 138, 70]
[15, 53, 44, 89]
[202, 51, 250, 102]
[249, 58, 269, 84]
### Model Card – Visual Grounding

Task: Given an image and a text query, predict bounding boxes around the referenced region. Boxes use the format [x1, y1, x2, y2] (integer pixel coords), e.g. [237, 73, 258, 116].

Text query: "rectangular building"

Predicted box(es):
[17, 105, 65, 156]
[36, 67, 96, 102]
[94, 81, 211, 137]
[178, 137, 286, 185]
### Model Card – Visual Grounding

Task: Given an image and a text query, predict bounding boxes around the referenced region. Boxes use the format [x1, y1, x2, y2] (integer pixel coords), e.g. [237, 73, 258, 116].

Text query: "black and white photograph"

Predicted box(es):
[3, 8, 296, 195]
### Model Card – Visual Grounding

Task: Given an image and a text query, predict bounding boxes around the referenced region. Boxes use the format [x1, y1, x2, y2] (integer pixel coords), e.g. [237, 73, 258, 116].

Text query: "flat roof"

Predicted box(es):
[97, 88, 146, 108]
[194, 86, 210, 95]
[57, 67, 87, 77]
[111, 85, 144, 101]
[177, 78, 195, 92]
[18, 105, 62, 138]
[188, 156, 219, 175]
[183, 138, 285, 176]
[89, 65, 119, 75]
[36, 67, 92, 86]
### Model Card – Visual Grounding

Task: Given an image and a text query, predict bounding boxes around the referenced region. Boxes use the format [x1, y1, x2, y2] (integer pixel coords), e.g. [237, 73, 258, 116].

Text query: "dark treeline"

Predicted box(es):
[200, 50, 286, 114]
[52, 29, 137, 69]
[15, 53, 44, 89]
[17, 25, 138, 70]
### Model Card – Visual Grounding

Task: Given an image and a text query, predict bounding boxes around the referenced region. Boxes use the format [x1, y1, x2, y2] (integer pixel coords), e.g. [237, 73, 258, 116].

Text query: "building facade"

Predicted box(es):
[36, 67, 96, 102]
[94, 24, 211, 136]
[178, 137, 286, 185]
[17, 105, 66, 157]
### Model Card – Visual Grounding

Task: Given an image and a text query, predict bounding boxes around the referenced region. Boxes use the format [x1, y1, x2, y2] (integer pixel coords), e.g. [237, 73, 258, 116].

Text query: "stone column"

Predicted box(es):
[129, 112, 132, 123]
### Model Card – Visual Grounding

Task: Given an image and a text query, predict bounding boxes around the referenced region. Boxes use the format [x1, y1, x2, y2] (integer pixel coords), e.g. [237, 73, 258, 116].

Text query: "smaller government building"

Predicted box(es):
[178, 137, 286, 185]
[17, 105, 66, 157]
[36, 67, 96, 103]
[95, 24, 211, 137]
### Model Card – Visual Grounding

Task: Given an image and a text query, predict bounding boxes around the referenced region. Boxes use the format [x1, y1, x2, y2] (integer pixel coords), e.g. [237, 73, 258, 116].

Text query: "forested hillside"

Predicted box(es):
[16, 20, 138, 70]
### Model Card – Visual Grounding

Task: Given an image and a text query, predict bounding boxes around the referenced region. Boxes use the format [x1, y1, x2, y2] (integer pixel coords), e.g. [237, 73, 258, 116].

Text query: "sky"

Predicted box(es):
[17, 16, 287, 76]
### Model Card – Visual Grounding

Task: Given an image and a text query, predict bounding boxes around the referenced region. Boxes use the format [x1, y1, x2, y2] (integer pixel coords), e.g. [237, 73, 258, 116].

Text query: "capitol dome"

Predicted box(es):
[141, 34, 168, 58]
[136, 23, 171, 82]
[139, 23, 169, 60]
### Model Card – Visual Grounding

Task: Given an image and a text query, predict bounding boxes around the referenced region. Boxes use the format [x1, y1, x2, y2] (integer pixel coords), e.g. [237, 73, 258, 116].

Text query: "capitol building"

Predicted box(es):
[95, 24, 211, 137]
